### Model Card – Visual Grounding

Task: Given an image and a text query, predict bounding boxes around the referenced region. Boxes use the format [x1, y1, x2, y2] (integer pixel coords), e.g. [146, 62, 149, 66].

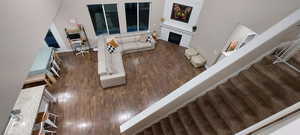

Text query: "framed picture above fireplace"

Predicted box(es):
[171, 3, 193, 23]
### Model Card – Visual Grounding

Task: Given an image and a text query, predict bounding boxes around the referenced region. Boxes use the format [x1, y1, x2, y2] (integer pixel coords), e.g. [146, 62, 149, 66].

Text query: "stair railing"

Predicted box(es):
[273, 36, 300, 72]
[235, 102, 300, 135]
[120, 9, 300, 135]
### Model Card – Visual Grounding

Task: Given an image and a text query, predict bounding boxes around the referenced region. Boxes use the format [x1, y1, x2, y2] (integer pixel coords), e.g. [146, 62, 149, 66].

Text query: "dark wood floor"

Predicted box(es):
[49, 40, 204, 135]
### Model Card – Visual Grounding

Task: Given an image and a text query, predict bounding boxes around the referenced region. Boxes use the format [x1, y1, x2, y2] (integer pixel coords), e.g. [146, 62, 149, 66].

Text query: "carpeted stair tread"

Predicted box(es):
[187, 102, 218, 135]
[292, 51, 300, 62]
[168, 113, 189, 135]
[177, 108, 202, 135]
[241, 68, 286, 113]
[160, 118, 176, 135]
[207, 90, 245, 133]
[230, 73, 273, 109]
[218, 84, 258, 126]
[264, 56, 300, 91]
[240, 71, 279, 108]
[137, 132, 144, 135]
[229, 76, 275, 120]
[196, 96, 232, 135]
[222, 80, 272, 120]
[144, 128, 154, 135]
[252, 62, 299, 106]
[151, 123, 164, 135]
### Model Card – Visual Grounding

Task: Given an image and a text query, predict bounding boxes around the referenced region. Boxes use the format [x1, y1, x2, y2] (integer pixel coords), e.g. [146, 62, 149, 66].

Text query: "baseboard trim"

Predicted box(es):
[56, 49, 73, 53]
[56, 47, 98, 54]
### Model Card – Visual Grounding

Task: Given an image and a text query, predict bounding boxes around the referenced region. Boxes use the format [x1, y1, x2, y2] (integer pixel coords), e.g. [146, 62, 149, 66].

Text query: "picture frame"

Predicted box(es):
[171, 3, 193, 23]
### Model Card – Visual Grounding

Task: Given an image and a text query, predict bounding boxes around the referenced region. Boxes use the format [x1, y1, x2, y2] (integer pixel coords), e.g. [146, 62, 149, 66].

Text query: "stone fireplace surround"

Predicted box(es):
[160, 0, 203, 48]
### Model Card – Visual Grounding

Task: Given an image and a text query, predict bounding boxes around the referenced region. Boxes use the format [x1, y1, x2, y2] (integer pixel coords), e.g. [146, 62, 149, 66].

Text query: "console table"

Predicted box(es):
[3, 86, 56, 135]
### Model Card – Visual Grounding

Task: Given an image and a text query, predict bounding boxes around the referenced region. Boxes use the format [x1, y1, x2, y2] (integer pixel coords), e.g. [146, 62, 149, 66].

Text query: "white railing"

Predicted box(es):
[120, 9, 300, 135]
[235, 102, 300, 135]
[273, 37, 300, 72]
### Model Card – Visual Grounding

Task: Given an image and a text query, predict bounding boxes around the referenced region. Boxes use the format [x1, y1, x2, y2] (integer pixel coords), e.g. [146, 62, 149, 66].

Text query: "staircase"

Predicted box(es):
[135, 52, 300, 135]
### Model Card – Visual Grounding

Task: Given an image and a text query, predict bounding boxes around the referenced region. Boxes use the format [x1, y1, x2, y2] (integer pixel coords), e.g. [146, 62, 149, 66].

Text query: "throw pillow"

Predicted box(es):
[106, 38, 119, 54]
[107, 38, 119, 48]
[226, 40, 238, 52]
[146, 34, 152, 43]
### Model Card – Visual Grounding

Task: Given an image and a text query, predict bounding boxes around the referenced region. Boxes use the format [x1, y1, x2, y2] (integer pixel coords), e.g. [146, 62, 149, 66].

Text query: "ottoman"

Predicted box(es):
[185, 48, 199, 60]
[190, 55, 206, 68]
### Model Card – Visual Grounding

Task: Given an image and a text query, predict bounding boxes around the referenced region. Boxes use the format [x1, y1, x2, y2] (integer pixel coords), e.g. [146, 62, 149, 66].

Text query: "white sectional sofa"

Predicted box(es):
[98, 33, 156, 88]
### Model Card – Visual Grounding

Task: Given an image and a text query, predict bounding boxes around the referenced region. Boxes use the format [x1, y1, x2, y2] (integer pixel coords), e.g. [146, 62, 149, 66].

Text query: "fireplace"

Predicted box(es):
[160, 0, 203, 48]
[168, 32, 182, 45]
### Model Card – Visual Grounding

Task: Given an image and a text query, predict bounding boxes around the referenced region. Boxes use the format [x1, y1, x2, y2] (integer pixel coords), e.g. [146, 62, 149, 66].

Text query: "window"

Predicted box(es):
[125, 2, 150, 32]
[87, 4, 120, 35]
[104, 4, 120, 34]
[139, 3, 150, 31]
[125, 3, 138, 32]
[87, 4, 107, 35]
[88, 3, 150, 35]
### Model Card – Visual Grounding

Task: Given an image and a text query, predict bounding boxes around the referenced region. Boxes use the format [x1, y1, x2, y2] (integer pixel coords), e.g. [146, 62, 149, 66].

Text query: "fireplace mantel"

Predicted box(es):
[160, 0, 203, 48]
[161, 21, 193, 34]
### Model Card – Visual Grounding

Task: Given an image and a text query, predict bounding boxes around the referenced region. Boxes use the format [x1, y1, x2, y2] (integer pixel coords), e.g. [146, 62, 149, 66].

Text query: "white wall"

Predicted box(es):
[0, 0, 61, 133]
[53, 0, 164, 50]
[191, 0, 300, 66]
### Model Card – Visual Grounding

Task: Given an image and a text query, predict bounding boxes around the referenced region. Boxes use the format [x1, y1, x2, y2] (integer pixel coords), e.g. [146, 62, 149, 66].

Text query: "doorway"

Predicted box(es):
[44, 30, 60, 48]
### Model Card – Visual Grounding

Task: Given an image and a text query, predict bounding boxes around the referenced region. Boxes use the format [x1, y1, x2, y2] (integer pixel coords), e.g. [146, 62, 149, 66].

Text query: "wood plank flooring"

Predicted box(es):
[48, 40, 204, 135]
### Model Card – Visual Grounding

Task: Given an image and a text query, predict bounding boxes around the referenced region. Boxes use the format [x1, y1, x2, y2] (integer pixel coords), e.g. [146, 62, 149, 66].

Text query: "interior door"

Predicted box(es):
[44, 30, 60, 48]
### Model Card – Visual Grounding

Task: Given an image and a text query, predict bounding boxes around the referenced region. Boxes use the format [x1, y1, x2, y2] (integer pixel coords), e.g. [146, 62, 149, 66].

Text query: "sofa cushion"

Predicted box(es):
[111, 53, 124, 73]
[136, 42, 151, 48]
[137, 34, 148, 42]
[122, 42, 138, 51]
[105, 51, 113, 74]
[98, 40, 108, 76]
[119, 36, 137, 43]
